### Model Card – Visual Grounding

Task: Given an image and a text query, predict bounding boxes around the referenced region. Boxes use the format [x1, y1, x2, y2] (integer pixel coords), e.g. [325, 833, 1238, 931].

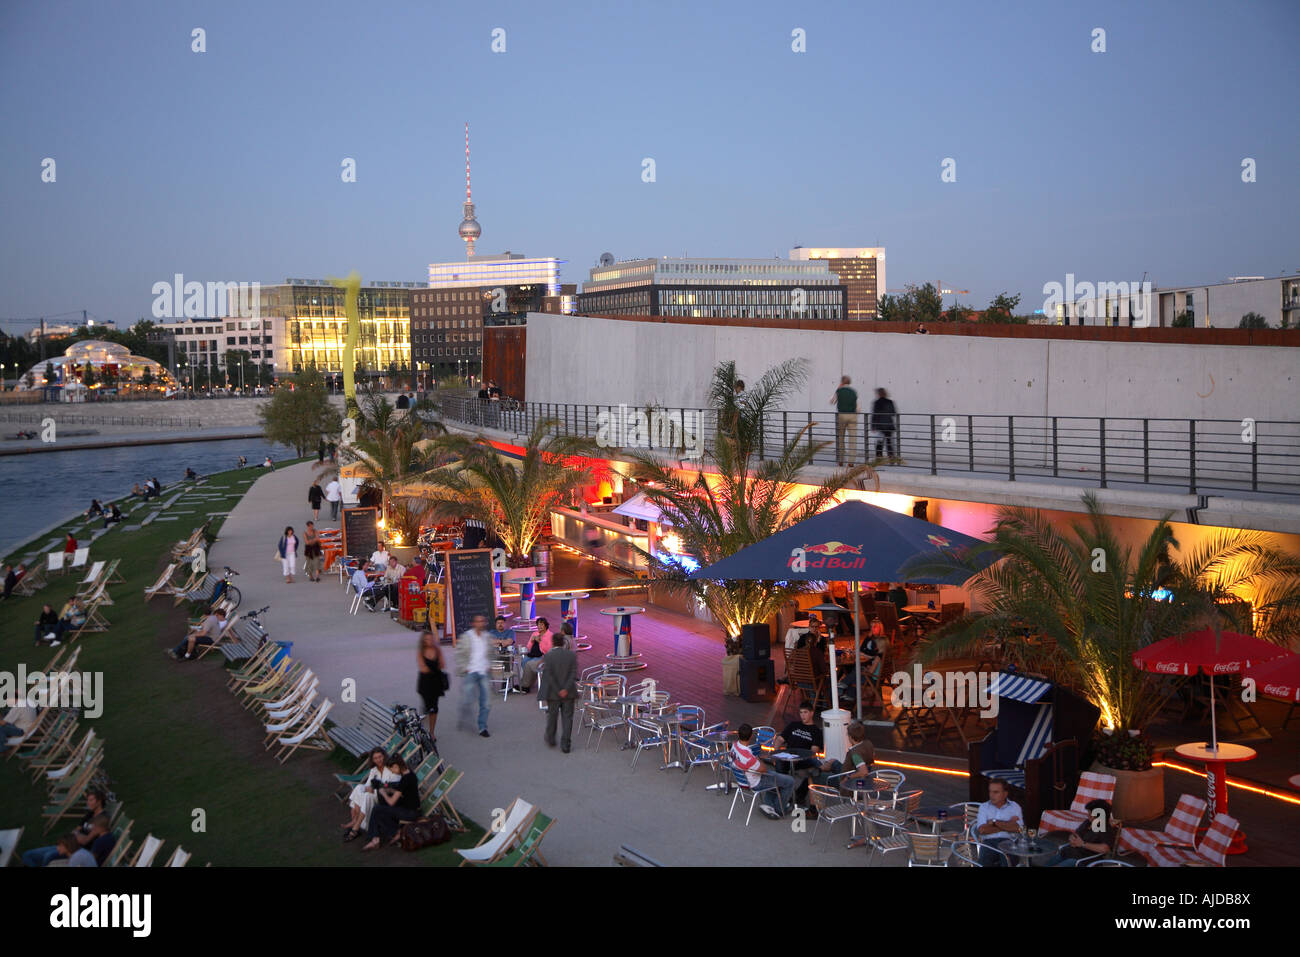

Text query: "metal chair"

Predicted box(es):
[971, 840, 1013, 867]
[1086, 858, 1135, 866]
[863, 812, 912, 864]
[948, 801, 982, 839]
[872, 768, 906, 792]
[723, 760, 783, 826]
[628, 718, 670, 772]
[870, 788, 924, 831]
[680, 734, 729, 793]
[948, 840, 982, 866]
[751, 726, 776, 749]
[809, 783, 865, 850]
[584, 704, 627, 752]
[906, 830, 953, 867]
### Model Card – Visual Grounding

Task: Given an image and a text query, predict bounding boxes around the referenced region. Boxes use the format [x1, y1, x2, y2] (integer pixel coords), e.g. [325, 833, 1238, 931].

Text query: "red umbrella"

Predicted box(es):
[1133, 629, 1289, 750]
[1242, 653, 1300, 705]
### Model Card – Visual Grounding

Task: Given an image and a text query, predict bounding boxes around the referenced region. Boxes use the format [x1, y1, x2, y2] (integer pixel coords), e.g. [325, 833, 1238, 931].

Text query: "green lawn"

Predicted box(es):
[1, 464, 481, 866]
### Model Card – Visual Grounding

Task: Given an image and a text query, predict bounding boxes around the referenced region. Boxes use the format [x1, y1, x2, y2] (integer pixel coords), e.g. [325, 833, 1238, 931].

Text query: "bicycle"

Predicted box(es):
[392, 702, 438, 765]
[207, 566, 242, 611]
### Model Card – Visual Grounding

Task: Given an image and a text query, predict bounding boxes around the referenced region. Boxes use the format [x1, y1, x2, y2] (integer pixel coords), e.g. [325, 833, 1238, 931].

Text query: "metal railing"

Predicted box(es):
[438, 396, 1300, 499]
[0, 410, 203, 429]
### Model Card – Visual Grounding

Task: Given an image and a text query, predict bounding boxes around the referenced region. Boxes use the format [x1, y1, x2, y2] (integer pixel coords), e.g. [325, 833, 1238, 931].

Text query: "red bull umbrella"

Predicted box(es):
[687, 500, 990, 721]
[1133, 629, 1289, 751]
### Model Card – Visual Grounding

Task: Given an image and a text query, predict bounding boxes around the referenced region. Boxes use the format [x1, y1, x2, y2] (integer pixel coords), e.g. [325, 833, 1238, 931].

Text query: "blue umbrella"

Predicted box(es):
[688, 499, 992, 719]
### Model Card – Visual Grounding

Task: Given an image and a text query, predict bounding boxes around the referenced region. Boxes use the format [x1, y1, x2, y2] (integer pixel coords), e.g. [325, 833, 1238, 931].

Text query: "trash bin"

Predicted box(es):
[271, 641, 293, 667]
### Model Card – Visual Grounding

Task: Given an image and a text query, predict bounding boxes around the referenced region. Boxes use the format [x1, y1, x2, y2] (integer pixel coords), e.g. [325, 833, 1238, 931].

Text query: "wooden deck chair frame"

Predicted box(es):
[242, 662, 306, 709]
[0, 827, 23, 868]
[165, 846, 191, 867]
[37, 729, 96, 784]
[143, 563, 178, 601]
[41, 756, 102, 831]
[419, 767, 465, 830]
[13, 563, 47, 596]
[194, 611, 243, 660]
[484, 813, 554, 867]
[273, 699, 335, 763]
[16, 713, 78, 773]
[76, 560, 106, 595]
[458, 797, 536, 866]
[102, 821, 134, 868]
[171, 568, 210, 606]
[68, 547, 91, 573]
[128, 834, 165, 868]
[102, 558, 125, 585]
[47, 552, 67, 577]
[68, 596, 110, 638]
[225, 643, 280, 690]
[253, 670, 316, 717]
[4, 706, 54, 760]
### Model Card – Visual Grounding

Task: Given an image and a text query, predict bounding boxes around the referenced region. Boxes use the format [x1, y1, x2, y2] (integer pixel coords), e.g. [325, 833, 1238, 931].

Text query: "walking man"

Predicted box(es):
[871, 387, 899, 463]
[325, 476, 342, 521]
[830, 375, 858, 466]
[455, 613, 496, 737]
[540, 627, 580, 752]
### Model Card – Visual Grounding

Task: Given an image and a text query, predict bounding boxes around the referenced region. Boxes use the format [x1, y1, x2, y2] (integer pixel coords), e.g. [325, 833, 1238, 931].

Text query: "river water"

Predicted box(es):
[1, 436, 297, 558]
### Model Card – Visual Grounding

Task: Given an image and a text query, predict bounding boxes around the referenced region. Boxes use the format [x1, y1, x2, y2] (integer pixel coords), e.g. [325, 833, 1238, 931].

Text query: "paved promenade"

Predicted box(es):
[210, 461, 967, 865]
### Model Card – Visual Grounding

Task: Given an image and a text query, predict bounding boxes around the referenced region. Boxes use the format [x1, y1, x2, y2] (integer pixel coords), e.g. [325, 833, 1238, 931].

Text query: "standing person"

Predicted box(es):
[64, 533, 77, 556]
[325, 476, 342, 521]
[307, 480, 324, 522]
[416, 630, 446, 746]
[302, 522, 323, 582]
[830, 376, 858, 467]
[317, 439, 326, 463]
[540, 628, 580, 752]
[277, 526, 299, 583]
[455, 613, 496, 737]
[871, 387, 899, 463]
[328, 441, 337, 464]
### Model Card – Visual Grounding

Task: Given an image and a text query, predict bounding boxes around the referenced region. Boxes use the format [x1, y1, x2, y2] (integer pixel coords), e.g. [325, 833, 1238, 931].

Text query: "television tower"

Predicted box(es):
[457, 122, 481, 258]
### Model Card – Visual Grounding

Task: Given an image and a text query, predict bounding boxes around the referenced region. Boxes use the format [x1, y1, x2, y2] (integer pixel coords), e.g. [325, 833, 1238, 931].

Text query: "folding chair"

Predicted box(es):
[1148, 813, 1238, 867]
[102, 821, 134, 867]
[273, 699, 334, 763]
[69, 547, 90, 574]
[457, 797, 536, 866]
[47, 552, 66, 577]
[165, 846, 191, 867]
[1117, 793, 1208, 864]
[420, 767, 465, 831]
[482, 813, 554, 867]
[13, 563, 47, 596]
[129, 835, 165, 867]
[0, 827, 23, 867]
[143, 563, 179, 601]
[1038, 771, 1117, 834]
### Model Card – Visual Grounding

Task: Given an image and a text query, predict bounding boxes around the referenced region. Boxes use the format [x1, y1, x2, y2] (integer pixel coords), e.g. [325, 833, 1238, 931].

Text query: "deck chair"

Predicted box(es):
[47, 552, 66, 577]
[129, 834, 164, 867]
[102, 821, 133, 868]
[225, 643, 281, 690]
[420, 767, 465, 830]
[18, 714, 79, 776]
[100, 558, 125, 585]
[1116, 793, 1207, 863]
[482, 812, 554, 867]
[457, 797, 536, 866]
[13, 563, 47, 596]
[4, 706, 53, 760]
[1038, 771, 1117, 833]
[143, 563, 178, 601]
[165, 846, 191, 867]
[75, 561, 105, 595]
[1148, 812, 1238, 867]
[68, 547, 90, 574]
[41, 755, 102, 832]
[262, 690, 322, 748]
[0, 827, 22, 867]
[40, 730, 98, 785]
[238, 660, 303, 708]
[273, 699, 334, 763]
[68, 592, 111, 639]
[171, 568, 210, 606]
[193, 610, 243, 660]
[253, 669, 317, 717]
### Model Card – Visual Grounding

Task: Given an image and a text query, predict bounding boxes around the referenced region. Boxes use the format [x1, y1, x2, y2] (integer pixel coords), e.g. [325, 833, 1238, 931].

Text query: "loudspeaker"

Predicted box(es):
[740, 622, 770, 660]
[738, 658, 775, 702]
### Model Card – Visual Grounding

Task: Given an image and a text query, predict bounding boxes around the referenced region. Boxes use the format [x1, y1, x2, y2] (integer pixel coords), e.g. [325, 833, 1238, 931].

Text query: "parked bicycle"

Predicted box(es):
[207, 566, 242, 611]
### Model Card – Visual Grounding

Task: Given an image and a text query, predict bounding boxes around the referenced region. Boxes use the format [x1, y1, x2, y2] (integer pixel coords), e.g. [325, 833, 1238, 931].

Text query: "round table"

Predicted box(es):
[1174, 741, 1256, 854]
[600, 606, 648, 671]
[998, 836, 1055, 867]
[504, 575, 546, 622]
[551, 590, 592, 651]
[1290, 774, 1300, 791]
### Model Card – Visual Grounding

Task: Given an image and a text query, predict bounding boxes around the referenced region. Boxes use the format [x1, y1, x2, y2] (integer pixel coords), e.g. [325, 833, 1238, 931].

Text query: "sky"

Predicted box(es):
[1, 0, 1297, 331]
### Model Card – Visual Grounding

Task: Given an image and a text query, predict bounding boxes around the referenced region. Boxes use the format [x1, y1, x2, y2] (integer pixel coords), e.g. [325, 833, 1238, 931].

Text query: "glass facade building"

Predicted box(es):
[789, 247, 886, 320]
[577, 258, 848, 320]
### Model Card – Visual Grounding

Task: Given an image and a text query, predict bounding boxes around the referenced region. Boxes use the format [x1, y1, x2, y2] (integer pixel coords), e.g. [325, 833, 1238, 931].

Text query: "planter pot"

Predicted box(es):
[1092, 762, 1165, 823]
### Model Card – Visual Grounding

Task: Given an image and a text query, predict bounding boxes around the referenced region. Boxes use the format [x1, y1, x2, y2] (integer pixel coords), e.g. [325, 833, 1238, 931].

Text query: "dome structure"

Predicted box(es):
[19, 339, 174, 393]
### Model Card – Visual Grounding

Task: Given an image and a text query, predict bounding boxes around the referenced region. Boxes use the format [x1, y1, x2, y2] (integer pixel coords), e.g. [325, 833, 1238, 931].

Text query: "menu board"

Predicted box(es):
[342, 507, 379, 561]
[446, 548, 495, 639]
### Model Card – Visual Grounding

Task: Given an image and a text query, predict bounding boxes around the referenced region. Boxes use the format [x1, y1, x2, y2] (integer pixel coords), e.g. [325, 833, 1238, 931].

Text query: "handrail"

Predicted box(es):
[436, 395, 1300, 499]
[0, 411, 203, 429]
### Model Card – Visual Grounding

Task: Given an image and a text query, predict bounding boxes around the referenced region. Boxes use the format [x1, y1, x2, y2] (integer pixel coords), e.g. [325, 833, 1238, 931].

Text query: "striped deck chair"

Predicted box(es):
[420, 767, 465, 830]
[1148, 812, 1238, 867]
[482, 812, 553, 867]
[457, 797, 535, 866]
[273, 699, 334, 763]
[1116, 793, 1207, 863]
[1038, 771, 1117, 833]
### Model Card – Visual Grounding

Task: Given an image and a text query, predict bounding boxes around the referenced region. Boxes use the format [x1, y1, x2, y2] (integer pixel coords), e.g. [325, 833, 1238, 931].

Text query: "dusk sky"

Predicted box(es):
[2, 0, 1297, 330]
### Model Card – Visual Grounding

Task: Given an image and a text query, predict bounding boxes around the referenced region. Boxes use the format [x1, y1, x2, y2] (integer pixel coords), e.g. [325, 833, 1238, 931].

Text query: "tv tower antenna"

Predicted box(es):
[457, 122, 481, 258]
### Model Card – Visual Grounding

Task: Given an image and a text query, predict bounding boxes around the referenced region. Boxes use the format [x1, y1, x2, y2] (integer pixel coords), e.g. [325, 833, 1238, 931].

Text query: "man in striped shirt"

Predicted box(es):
[731, 723, 796, 819]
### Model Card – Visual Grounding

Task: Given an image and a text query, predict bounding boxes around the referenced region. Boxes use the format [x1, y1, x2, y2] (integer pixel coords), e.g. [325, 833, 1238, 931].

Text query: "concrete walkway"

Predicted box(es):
[210, 461, 968, 865]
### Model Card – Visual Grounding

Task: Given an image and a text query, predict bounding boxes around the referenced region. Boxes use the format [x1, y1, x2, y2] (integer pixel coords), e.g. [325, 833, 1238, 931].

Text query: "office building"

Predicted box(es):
[1037, 274, 1300, 328]
[789, 246, 886, 319]
[577, 257, 847, 320]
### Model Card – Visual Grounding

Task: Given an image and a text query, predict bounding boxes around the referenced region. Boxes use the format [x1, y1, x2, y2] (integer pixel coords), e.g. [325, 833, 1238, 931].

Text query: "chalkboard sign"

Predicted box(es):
[342, 507, 380, 561]
[446, 548, 495, 639]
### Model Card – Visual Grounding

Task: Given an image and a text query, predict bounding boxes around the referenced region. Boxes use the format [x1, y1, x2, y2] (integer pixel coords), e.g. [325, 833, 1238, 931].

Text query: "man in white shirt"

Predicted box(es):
[975, 778, 1024, 866]
[455, 614, 497, 737]
[325, 478, 342, 520]
[369, 546, 390, 570]
[380, 556, 406, 609]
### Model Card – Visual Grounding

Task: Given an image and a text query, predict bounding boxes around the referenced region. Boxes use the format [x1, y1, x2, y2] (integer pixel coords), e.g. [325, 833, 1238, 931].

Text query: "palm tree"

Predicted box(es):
[901, 493, 1300, 733]
[629, 359, 879, 653]
[409, 419, 601, 567]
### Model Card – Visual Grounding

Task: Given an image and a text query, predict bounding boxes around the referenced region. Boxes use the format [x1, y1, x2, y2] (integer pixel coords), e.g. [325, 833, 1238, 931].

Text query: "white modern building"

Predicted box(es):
[427, 252, 564, 294]
[1037, 274, 1300, 328]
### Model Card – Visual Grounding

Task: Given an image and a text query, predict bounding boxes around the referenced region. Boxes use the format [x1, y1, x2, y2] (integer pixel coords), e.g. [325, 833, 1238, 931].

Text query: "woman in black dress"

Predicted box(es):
[361, 756, 419, 850]
[416, 630, 446, 746]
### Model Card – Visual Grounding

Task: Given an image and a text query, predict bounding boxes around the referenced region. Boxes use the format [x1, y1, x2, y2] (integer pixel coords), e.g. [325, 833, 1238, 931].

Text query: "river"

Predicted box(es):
[2, 436, 299, 558]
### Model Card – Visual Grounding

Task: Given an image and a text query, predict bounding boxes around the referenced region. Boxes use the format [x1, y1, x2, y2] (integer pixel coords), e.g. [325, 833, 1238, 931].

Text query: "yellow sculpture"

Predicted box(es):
[328, 271, 362, 402]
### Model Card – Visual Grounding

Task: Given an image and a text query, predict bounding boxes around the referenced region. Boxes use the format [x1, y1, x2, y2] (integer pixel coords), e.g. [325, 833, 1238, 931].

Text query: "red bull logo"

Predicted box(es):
[926, 534, 951, 547]
[802, 541, 862, 556]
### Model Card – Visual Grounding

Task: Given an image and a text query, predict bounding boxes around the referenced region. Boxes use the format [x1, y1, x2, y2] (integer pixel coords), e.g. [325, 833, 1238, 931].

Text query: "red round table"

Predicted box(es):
[1173, 741, 1255, 854]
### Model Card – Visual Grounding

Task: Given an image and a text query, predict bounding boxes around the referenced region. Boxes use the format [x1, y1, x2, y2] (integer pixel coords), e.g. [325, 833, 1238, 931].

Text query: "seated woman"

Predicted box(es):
[60, 597, 87, 633]
[103, 503, 123, 528]
[342, 748, 399, 842]
[361, 756, 420, 851]
[84, 499, 104, 518]
[517, 617, 553, 693]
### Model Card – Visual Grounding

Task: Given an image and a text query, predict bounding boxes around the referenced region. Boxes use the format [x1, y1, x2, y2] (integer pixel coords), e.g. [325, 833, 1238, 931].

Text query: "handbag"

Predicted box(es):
[399, 813, 451, 851]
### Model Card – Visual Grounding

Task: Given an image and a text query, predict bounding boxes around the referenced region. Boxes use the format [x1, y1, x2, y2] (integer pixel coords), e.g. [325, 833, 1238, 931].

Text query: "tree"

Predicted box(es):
[985, 292, 1022, 323]
[902, 493, 1300, 732]
[1172, 311, 1194, 328]
[44, 362, 56, 384]
[877, 293, 899, 322]
[943, 301, 973, 323]
[257, 366, 343, 456]
[912, 283, 943, 323]
[411, 418, 599, 567]
[82, 362, 96, 387]
[628, 359, 879, 653]
[1238, 312, 1268, 329]
[142, 366, 154, 389]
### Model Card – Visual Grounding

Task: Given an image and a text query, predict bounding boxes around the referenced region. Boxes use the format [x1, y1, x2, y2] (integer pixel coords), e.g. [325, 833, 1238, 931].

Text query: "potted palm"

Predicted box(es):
[904, 494, 1300, 822]
[628, 359, 878, 670]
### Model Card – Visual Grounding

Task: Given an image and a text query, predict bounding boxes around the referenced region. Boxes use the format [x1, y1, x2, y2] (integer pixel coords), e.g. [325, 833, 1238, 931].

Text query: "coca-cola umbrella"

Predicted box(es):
[1242, 653, 1300, 705]
[1132, 629, 1290, 751]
